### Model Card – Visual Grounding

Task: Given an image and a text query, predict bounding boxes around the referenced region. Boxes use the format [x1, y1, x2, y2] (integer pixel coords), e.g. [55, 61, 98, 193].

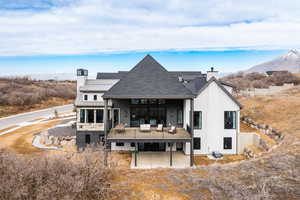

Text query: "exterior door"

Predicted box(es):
[113, 108, 120, 127]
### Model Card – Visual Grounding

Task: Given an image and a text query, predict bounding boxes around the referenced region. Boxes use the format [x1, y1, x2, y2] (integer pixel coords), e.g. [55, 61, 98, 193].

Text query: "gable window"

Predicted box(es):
[87, 109, 94, 123]
[96, 109, 103, 123]
[193, 137, 201, 150]
[224, 111, 236, 129]
[193, 111, 202, 129]
[93, 95, 97, 100]
[80, 109, 85, 123]
[84, 95, 88, 101]
[223, 137, 232, 149]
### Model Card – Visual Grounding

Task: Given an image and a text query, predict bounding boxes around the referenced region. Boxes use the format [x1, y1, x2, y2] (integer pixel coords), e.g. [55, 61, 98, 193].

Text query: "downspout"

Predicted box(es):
[104, 99, 108, 167]
[190, 98, 194, 167]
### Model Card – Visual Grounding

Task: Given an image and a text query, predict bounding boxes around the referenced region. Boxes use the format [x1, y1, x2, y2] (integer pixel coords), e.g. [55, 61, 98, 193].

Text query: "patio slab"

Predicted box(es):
[130, 152, 190, 169]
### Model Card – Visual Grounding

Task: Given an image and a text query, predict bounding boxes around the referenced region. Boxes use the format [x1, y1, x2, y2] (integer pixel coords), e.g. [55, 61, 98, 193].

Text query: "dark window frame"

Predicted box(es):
[87, 109, 94, 123]
[130, 142, 135, 147]
[193, 137, 201, 150]
[116, 142, 124, 146]
[80, 109, 85, 123]
[224, 111, 236, 129]
[93, 95, 97, 100]
[223, 137, 232, 149]
[84, 95, 88, 101]
[96, 109, 103, 123]
[193, 111, 202, 129]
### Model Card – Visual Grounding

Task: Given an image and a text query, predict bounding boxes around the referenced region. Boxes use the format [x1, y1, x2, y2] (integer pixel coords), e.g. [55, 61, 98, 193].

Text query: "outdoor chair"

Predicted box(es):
[140, 124, 151, 132]
[168, 126, 176, 134]
[156, 124, 163, 132]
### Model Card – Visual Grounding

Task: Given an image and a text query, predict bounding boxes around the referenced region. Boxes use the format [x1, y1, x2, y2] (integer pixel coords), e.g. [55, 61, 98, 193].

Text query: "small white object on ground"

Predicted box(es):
[207, 155, 224, 160]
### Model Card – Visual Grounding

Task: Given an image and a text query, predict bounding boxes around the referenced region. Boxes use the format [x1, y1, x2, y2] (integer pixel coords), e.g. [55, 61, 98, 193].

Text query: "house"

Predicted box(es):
[75, 55, 242, 167]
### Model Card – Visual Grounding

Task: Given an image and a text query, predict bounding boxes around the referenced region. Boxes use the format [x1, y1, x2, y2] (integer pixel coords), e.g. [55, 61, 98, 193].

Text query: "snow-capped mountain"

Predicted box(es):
[247, 49, 300, 73]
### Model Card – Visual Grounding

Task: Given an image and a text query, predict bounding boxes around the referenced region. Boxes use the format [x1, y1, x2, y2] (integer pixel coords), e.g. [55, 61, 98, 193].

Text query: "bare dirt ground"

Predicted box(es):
[0, 86, 299, 199]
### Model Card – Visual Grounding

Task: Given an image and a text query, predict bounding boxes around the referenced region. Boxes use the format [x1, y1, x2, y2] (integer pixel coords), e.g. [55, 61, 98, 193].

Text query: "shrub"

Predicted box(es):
[0, 150, 113, 200]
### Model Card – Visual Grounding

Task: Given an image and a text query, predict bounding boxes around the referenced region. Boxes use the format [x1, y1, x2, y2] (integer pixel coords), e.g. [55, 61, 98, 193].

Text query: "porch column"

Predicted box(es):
[190, 98, 194, 167]
[170, 142, 173, 167]
[135, 142, 138, 167]
[104, 99, 108, 167]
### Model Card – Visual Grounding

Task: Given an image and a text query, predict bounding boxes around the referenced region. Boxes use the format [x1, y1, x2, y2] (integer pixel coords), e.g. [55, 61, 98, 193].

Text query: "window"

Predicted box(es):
[87, 109, 94, 123]
[193, 111, 202, 129]
[177, 108, 183, 125]
[193, 137, 201, 150]
[116, 142, 124, 146]
[93, 95, 97, 100]
[96, 109, 103, 123]
[80, 109, 85, 123]
[224, 111, 236, 129]
[223, 137, 232, 149]
[84, 95, 88, 101]
[130, 142, 135, 147]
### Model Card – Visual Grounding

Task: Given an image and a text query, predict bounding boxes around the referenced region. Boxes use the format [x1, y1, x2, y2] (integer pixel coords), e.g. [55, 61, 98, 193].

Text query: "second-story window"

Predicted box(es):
[84, 95, 88, 101]
[94, 95, 97, 101]
[193, 111, 202, 129]
[224, 111, 236, 129]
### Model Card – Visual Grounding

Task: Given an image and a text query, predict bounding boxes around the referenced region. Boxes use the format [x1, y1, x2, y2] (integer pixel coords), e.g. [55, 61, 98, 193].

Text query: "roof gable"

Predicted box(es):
[103, 55, 194, 99]
[197, 77, 243, 108]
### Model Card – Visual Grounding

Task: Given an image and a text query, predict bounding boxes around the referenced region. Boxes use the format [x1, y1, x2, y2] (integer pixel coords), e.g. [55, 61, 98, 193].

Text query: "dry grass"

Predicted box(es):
[0, 120, 61, 154]
[240, 121, 257, 132]
[0, 97, 74, 118]
[194, 154, 247, 166]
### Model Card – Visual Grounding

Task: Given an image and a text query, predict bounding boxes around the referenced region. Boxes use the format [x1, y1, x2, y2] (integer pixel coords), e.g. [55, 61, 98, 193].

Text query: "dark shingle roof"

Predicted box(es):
[103, 55, 195, 99]
[183, 77, 207, 94]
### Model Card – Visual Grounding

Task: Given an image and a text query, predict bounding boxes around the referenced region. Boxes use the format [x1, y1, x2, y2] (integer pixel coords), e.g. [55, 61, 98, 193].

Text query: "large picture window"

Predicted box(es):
[193, 111, 202, 129]
[87, 109, 94, 123]
[223, 137, 232, 149]
[224, 111, 236, 129]
[193, 137, 201, 150]
[96, 109, 103, 123]
[80, 109, 85, 123]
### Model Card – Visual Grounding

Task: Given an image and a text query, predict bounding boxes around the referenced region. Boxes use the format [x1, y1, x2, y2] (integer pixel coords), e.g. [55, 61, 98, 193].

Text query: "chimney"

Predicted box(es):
[206, 67, 218, 81]
[76, 68, 88, 92]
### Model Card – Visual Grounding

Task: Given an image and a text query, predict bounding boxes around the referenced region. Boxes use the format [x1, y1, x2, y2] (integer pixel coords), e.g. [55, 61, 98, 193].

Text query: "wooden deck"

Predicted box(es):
[107, 127, 191, 142]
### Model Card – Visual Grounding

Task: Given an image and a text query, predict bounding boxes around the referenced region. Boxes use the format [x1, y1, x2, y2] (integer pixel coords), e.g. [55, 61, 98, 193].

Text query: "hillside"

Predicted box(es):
[0, 77, 76, 117]
[247, 49, 300, 73]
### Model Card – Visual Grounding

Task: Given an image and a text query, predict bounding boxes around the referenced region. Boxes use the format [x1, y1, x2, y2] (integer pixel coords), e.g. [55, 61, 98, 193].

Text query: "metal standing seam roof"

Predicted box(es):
[102, 55, 195, 99]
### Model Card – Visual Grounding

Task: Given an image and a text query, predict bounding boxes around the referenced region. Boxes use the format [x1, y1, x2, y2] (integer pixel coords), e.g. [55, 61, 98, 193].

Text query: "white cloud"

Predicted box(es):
[0, 0, 300, 56]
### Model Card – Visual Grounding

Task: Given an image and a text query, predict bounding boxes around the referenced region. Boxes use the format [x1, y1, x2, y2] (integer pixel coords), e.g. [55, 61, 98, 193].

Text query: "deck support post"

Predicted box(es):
[135, 142, 138, 167]
[170, 142, 173, 167]
[190, 98, 194, 167]
[104, 99, 108, 167]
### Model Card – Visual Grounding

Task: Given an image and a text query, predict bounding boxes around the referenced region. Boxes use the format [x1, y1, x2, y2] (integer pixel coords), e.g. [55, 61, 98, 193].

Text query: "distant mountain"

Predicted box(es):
[247, 49, 300, 73]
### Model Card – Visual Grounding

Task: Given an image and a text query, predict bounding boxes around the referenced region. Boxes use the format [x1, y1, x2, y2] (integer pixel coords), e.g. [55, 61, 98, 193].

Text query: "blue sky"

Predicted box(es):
[0, 0, 299, 75]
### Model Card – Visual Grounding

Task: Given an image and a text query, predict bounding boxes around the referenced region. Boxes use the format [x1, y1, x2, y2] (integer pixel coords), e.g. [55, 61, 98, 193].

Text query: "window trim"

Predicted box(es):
[224, 111, 236, 129]
[193, 111, 202, 129]
[84, 94, 88, 101]
[223, 137, 232, 150]
[96, 109, 104, 123]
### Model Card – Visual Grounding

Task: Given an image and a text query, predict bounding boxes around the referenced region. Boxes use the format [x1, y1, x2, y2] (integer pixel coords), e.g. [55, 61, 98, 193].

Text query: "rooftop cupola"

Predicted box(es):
[206, 67, 218, 81]
[76, 68, 88, 92]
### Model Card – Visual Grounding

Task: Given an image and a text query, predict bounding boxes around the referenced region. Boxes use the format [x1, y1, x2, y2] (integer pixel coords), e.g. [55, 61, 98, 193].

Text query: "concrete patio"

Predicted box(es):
[130, 152, 190, 169]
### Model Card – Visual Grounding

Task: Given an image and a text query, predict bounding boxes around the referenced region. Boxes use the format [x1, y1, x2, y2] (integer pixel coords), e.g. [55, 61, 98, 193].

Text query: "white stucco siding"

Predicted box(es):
[194, 81, 240, 154]
[81, 93, 104, 101]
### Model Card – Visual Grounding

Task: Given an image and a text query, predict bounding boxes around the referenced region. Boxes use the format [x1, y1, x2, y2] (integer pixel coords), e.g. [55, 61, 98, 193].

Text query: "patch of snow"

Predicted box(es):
[32, 135, 59, 150]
